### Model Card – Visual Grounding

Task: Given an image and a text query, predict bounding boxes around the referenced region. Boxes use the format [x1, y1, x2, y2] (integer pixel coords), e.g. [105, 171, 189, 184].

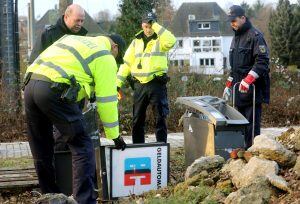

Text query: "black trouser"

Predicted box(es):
[237, 103, 262, 149]
[24, 79, 96, 204]
[54, 98, 85, 151]
[132, 79, 169, 143]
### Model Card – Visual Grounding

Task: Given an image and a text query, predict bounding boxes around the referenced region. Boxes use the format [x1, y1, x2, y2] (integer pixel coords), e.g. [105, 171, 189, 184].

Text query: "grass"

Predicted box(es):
[118, 148, 229, 204]
[0, 157, 34, 169]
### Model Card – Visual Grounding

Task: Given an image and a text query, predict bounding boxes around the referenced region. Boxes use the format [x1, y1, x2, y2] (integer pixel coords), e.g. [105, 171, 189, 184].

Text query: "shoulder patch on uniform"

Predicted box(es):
[259, 45, 266, 53]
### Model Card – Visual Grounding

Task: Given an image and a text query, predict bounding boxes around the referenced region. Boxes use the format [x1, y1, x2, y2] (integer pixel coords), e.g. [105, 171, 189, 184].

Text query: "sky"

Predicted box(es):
[18, 0, 298, 19]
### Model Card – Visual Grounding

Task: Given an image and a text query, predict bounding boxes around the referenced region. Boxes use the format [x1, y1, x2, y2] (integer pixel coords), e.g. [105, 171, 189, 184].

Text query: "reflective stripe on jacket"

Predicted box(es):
[26, 35, 119, 139]
[116, 22, 176, 87]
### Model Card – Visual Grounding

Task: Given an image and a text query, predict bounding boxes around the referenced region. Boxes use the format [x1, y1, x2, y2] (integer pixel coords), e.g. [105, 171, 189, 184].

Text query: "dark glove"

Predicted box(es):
[142, 12, 157, 24]
[89, 92, 96, 103]
[113, 136, 126, 150]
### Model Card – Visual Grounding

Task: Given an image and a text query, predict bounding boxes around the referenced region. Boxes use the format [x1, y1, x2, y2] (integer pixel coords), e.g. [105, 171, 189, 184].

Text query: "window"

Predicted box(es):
[223, 57, 227, 68]
[178, 40, 183, 48]
[193, 40, 200, 47]
[200, 59, 204, 66]
[188, 15, 195, 20]
[202, 40, 211, 52]
[174, 60, 178, 66]
[202, 40, 211, 46]
[171, 60, 188, 67]
[199, 58, 215, 67]
[203, 23, 210, 29]
[205, 59, 209, 66]
[202, 48, 211, 52]
[212, 39, 220, 46]
[192, 38, 221, 52]
[198, 22, 210, 30]
[179, 60, 184, 66]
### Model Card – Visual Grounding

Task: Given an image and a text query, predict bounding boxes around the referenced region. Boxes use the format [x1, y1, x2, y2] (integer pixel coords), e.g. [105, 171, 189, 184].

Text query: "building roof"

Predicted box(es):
[171, 2, 233, 37]
[34, 9, 105, 41]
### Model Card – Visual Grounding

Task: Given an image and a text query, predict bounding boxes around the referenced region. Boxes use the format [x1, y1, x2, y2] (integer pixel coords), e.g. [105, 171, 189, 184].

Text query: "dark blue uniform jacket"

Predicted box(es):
[229, 19, 270, 106]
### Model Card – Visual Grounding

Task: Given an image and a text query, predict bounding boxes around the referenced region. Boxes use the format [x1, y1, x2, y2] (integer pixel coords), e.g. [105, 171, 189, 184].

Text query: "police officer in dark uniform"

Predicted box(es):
[223, 5, 270, 149]
[29, 4, 87, 64]
[28, 4, 88, 149]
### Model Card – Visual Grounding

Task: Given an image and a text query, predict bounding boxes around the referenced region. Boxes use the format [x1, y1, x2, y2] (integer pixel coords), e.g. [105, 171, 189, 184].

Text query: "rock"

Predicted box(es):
[293, 156, 300, 177]
[221, 159, 246, 176]
[10, 196, 17, 202]
[203, 189, 226, 203]
[231, 157, 279, 188]
[154, 194, 161, 198]
[199, 170, 209, 178]
[216, 180, 233, 196]
[35, 193, 78, 204]
[186, 174, 204, 186]
[292, 128, 300, 151]
[136, 198, 144, 204]
[224, 177, 273, 204]
[291, 199, 300, 204]
[203, 178, 215, 186]
[277, 128, 300, 151]
[266, 173, 289, 192]
[188, 186, 199, 191]
[185, 155, 225, 180]
[216, 180, 232, 190]
[248, 134, 296, 166]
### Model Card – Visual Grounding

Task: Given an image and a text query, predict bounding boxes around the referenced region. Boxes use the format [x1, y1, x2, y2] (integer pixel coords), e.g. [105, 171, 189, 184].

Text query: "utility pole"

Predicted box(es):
[0, 0, 21, 114]
[28, 0, 35, 54]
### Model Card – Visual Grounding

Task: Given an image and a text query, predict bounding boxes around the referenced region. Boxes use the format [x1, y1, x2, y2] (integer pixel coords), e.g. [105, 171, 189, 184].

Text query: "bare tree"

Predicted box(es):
[94, 9, 112, 22]
[59, 0, 73, 16]
[252, 3, 273, 48]
[154, 0, 175, 26]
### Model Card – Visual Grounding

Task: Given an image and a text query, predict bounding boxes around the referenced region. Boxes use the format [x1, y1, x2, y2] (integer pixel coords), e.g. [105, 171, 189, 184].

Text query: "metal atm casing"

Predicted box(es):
[176, 96, 249, 166]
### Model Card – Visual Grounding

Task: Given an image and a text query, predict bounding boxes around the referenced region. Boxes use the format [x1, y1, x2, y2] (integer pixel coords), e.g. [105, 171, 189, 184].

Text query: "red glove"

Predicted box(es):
[225, 76, 233, 88]
[223, 76, 233, 101]
[239, 71, 258, 93]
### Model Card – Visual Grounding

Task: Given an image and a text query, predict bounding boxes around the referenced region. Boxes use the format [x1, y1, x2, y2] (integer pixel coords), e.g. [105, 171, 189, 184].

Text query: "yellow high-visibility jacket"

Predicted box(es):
[26, 35, 119, 139]
[116, 22, 176, 87]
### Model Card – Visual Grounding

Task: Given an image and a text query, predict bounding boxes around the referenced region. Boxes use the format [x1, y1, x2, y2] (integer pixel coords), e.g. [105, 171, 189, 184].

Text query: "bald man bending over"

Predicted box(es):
[29, 4, 87, 64]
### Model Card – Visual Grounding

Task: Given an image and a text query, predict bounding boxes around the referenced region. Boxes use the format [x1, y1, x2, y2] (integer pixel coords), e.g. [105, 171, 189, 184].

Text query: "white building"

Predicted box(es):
[169, 2, 234, 75]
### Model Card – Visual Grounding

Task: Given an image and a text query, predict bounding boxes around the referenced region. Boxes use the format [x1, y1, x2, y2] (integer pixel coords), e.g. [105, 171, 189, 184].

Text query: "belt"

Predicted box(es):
[30, 73, 69, 92]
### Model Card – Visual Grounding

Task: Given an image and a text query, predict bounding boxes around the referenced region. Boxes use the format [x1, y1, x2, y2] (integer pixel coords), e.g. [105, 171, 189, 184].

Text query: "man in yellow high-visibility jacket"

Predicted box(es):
[23, 34, 126, 204]
[117, 12, 176, 143]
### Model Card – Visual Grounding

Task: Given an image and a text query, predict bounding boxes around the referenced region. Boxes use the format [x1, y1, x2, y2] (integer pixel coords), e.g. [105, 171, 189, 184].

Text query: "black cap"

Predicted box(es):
[108, 34, 126, 64]
[227, 5, 245, 21]
[142, 11, 157, 23]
